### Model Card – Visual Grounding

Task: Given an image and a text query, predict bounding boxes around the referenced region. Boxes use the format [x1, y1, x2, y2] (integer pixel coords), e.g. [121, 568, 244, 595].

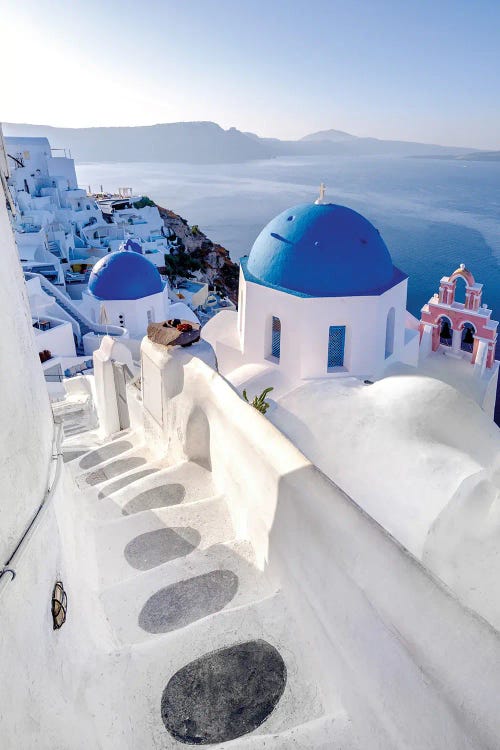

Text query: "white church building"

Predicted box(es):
[80, 247, 198, 340]
[204, 192, 498, 415]
[207, 199, 419, 381]
[81, 248, 169, 338]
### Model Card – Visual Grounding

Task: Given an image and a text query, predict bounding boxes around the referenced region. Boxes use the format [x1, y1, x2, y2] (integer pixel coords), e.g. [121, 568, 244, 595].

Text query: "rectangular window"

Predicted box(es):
[328, 325, 345, 368]
[271, 316, 281, 360]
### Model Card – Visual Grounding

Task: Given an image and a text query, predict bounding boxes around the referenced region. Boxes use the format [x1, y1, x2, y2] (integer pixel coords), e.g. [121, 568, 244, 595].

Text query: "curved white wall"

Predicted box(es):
[140, 338, 500, 750]
[0, 169, 105, 747]
[83, 289, 168, 339]
[0, 178, 54, 563]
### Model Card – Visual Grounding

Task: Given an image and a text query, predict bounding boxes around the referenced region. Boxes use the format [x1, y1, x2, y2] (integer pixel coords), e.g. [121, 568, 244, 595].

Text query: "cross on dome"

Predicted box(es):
[315, 183, 326, 205]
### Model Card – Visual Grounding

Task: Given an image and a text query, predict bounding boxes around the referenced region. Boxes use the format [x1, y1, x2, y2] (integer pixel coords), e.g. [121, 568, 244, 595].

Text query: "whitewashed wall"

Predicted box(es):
[204, 267, 419, 381]
[0, 176, 54, 563]
[82, 289, 169, 338]
[140, 338, 500, 750]
[32, 319, 76, 358]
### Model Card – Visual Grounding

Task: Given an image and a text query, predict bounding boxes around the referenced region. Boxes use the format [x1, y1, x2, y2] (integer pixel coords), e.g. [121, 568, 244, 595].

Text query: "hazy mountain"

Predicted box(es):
[412, 150, 500, 162]
[458, 150, 500, 161]
[3, 121, 478, 164]
[3, 121, 274, 164]
[301, 128, 356, 142]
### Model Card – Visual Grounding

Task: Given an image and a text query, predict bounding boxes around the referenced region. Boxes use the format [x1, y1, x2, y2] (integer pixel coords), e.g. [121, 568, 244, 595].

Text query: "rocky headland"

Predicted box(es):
[155, 203, 239, 303]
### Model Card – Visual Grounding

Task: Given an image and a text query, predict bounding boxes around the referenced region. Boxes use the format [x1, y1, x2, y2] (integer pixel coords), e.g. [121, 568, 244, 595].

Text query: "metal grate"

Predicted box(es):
[328, 325, 345, 368]
[271, 316, 281, 359]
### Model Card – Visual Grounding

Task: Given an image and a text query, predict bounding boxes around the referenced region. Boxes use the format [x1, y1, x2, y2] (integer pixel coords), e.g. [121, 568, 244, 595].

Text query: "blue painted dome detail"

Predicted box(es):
[246, 203, 395, 297]
[88, 250, 163, 300]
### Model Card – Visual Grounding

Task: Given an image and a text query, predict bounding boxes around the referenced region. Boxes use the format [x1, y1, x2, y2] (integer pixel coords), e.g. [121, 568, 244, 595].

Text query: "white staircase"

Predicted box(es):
[62, 430, 361, 749]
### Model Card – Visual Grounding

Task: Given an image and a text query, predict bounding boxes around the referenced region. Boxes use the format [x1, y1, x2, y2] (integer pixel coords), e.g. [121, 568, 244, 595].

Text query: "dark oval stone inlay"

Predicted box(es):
[63, 449, 88, 463]
[161, 640, 286, 744]
[79, 440, 133, 470]
[97, 468, 157, 499]
[124, 527, 201, 571]
[122, 483, 186, 515]
[139, 570, 238, 634]
[85, 456, 146, 486]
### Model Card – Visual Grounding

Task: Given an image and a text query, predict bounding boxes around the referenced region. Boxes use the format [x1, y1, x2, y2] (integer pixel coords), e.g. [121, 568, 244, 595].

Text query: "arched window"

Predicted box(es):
[271, 316, 281, 360]
[439, 316, 453, 346]
[385, 307, 395, 358]
[328, 326, 346, 369]
[461, 322, 475, 352]
[454, 276, 467, 305]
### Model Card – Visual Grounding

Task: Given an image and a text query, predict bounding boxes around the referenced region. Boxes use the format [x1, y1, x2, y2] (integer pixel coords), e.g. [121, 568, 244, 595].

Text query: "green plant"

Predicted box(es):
[163, 249, 202, 283]
[133, 196, 156, 209]
[191, 224, 200, 236]
[242, 386, 274, 415]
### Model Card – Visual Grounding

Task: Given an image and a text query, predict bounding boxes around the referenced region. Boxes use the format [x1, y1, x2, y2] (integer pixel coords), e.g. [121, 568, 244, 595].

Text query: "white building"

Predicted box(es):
[80, 249, 169, 338]
[204, 200, 420, 388]
[5, 136, 101, 281]
[4, 136, 173, 288]
[80, 248, 198, 339]
[98, 198, 173, 266]
[204, 197, 498, 417]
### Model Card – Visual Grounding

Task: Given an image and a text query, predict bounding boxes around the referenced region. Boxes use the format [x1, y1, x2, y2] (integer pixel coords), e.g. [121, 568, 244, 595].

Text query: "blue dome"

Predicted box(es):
[123, 238, 143, 254]
[88, 250, 163, 300]
[245, 203, 396, 297]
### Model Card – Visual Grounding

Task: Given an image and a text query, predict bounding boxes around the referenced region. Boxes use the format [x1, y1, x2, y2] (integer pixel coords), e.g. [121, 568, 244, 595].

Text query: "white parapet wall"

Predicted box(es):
[139, 336, 500, 750]
[0, 172, 54, 563]
[0, 165, 106, 748]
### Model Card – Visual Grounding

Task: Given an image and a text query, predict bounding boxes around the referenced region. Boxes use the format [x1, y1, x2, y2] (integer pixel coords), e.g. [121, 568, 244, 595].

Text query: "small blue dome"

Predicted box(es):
[246, 203, 395, 297]
[123, 238, 143, 254]
[88, 250, 163, 300]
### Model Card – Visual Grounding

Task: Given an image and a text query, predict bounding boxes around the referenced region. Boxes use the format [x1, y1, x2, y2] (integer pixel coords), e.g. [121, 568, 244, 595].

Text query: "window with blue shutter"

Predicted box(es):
[271, 316, 281, 360]
[328, 326, 345, 368]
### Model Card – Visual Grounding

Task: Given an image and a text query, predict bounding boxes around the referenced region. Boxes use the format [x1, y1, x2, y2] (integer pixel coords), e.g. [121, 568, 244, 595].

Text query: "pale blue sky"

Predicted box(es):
[1, 0, 499, 148]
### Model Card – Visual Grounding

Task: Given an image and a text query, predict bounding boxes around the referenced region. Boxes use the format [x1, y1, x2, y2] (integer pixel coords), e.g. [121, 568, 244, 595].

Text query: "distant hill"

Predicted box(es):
[2, 121, 479, 164]
[412, 150, 500, 162]
[458, 151, 500, 161]
[2, 122, 274, 164]
[301, 128, 356, 142]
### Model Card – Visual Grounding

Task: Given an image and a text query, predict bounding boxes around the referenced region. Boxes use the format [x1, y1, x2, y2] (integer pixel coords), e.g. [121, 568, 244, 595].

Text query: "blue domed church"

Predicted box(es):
[203, 192, 420, 386]
[82, 250, 169, 338]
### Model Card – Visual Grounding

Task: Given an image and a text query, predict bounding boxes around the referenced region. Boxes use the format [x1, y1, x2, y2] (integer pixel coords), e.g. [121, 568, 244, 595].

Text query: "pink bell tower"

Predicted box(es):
[419, 264, 498, 370]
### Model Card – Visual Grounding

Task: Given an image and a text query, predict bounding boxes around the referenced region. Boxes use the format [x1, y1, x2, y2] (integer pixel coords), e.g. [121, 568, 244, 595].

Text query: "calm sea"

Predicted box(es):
[76, 155, 500, 321]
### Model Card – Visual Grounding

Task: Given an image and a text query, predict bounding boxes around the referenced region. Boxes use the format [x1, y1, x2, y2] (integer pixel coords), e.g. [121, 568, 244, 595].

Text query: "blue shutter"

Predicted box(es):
[328, 326, 345, 368]
[271, 316, 281, 359]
